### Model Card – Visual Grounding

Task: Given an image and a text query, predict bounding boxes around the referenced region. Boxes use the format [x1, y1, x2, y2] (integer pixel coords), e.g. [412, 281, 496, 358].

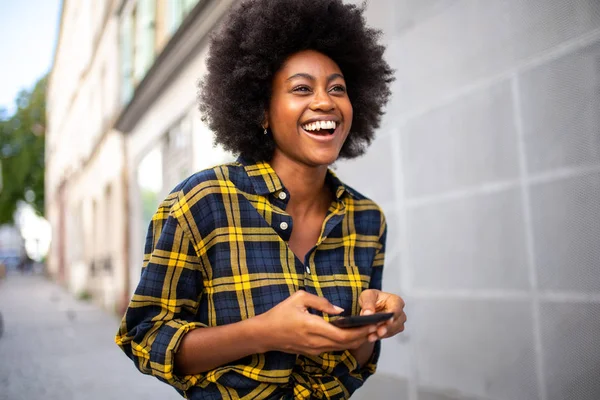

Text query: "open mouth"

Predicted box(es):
[301, 120, 337, 136]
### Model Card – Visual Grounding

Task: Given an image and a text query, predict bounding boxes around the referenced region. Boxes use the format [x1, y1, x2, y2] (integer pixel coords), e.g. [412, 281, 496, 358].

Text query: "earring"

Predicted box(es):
[263, 127, 268, 135]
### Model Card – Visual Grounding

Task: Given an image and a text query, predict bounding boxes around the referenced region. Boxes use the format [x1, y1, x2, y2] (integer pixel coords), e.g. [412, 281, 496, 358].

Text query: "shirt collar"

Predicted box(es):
[238, 155, 284, 195]
[238, 155, 352, 200]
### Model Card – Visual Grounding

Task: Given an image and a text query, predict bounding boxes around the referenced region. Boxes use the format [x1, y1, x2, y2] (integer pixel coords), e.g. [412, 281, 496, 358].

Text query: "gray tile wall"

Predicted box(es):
[342, 1, 600, 399]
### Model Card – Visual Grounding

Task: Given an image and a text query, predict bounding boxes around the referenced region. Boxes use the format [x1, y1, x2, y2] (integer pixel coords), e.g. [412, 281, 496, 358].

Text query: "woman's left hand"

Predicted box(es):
[358, 289, 406, 342]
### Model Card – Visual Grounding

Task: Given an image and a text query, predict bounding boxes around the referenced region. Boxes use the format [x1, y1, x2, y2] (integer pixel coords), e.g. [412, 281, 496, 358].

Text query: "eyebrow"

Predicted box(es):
[286, 73, 345, 83]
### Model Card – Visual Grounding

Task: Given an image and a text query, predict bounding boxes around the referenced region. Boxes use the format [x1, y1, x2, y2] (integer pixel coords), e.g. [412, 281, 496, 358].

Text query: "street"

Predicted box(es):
[0, 272, 404, 400]
[0, 273, 181, 400]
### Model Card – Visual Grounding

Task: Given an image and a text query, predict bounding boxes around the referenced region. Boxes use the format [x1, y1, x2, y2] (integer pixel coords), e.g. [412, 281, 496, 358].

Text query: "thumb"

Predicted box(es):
[359, 289, 379, 316]
[295, 291, 344, 315]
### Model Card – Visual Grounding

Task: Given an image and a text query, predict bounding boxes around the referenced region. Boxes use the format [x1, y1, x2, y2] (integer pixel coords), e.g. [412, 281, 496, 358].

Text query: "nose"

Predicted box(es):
[309, 88, 335, 112]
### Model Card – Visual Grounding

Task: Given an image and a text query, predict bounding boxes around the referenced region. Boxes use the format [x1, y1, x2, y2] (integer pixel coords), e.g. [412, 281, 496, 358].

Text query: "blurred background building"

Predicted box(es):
[46, 0, 234, 312]
[45, 1, 600, 399]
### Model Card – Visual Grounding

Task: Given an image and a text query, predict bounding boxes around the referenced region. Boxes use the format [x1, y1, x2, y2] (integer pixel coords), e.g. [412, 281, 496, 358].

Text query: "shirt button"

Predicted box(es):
[306, 266, 311, 274]
[278, 191, 287, 200]
[280, 222, 289, 230]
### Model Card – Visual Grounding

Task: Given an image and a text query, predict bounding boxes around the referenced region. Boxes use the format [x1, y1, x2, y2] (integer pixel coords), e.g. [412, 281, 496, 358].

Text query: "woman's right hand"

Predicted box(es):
[255, 290, 377, 356]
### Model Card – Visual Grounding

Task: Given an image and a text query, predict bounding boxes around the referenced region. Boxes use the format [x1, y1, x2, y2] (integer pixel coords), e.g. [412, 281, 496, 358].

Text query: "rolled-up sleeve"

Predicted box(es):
[115, 197, 206, 391]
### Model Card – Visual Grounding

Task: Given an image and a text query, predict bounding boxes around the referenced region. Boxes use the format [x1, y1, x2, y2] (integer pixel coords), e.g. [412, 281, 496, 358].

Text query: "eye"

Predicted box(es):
[292, 85, 312, 94]
[329, 85, 346, 94]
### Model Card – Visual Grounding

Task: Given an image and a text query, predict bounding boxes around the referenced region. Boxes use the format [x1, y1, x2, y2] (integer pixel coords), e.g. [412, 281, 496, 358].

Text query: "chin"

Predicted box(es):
[305, 150, 341, 167]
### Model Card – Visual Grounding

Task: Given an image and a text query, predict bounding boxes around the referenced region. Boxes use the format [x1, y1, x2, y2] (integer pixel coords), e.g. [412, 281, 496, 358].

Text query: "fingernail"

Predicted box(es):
[362, 309, 374, 316]
[380, 328, 388, 336]
[369, 335, 377, 343]
[333, 306, 344, 312]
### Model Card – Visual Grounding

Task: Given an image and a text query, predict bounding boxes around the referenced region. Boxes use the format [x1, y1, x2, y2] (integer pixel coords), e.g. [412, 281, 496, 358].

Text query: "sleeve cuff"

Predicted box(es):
[149, 320, 207, 391]
[334, 340, 382, 395]
[359, 339, 381, 375]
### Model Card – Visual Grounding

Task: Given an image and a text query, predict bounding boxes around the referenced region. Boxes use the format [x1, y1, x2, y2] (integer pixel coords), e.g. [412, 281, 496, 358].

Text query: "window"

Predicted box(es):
[167, 0, 184, 35]
[119, 12, 134, 104]
[120, 0, 156, 104]
[119, 0, 199, 105]
[166, 0, 198, 35]
[163, 115, 193, 189]
[183, 0, 199, 14]
[137, 145, 163, 246]
[133, 0, 156, 83]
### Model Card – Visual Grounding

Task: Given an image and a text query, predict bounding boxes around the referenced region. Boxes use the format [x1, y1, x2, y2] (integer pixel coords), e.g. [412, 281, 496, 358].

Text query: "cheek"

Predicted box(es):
[344, 102, 353, 129]
[270, 101, 304, 129]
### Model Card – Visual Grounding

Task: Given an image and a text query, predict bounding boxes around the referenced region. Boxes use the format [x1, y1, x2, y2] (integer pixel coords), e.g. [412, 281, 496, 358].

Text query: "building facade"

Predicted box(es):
[47, 1, 600, 399]
[343, 1, 600, 400]
[46, 0, 234, 313]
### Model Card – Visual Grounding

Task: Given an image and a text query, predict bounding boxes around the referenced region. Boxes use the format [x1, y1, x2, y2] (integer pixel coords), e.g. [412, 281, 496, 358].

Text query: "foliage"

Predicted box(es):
[0, 76, 47, 223]
[77, 290, 92, 301]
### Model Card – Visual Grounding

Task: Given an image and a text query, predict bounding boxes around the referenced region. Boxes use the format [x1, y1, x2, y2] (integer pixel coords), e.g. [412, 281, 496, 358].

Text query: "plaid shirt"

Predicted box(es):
[116, 156, 387, 399]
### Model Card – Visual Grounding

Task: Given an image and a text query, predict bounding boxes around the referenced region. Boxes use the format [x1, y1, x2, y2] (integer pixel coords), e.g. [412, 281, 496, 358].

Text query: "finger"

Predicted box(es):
[386, 312, 407, 336]
[359, 289, 379, 315]
[376, 325, 388, 338]
[380, 294, 405, 319]
[396, 311, 407, 331]
[299, 333, 350, 355]
[317, 321, 377, 344]
[392, 296, 406, 317]
[293, 291, 344, 315]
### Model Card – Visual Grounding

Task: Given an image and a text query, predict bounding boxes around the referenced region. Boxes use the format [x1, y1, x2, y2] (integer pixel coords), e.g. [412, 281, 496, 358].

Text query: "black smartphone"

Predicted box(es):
[330, 312, 394, 328]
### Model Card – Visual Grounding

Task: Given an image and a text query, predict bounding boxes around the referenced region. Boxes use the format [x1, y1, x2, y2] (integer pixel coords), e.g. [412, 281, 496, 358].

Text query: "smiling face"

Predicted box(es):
[266, 50, 353, 168]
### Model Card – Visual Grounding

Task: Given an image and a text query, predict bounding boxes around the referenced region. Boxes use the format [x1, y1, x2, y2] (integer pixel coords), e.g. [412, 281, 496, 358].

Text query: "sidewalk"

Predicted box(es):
[0, 273, 181, 400]
[0, 272, 410, 400]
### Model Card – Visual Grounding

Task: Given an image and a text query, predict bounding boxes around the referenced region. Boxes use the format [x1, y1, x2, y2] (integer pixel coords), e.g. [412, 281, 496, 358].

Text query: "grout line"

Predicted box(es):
[512, 74, 547, 400]
[390, 127, 419, 400]
[527, 164, 600, 185]
[403, 163, 600, 209]
[405, 180, 520, 208]
[410, 289, 600, 304]
[539, 292, 600, 303]
[392, 28, 600, 126]
[411, 289, 530, 300]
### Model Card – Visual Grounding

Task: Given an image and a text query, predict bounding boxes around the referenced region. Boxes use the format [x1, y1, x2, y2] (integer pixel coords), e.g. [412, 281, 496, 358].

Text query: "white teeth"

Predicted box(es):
[302, 121, 337, 131]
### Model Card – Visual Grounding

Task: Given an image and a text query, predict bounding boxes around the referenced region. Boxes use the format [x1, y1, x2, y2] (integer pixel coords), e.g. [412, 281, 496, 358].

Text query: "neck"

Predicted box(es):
[270, 152, 331, 216]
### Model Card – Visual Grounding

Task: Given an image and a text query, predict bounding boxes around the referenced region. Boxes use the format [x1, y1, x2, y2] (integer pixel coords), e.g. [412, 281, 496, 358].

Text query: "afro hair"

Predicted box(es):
[198, 0, 394, 162]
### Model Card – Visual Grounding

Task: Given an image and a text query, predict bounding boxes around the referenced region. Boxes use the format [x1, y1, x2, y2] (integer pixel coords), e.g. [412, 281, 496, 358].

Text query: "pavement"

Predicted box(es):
[0, 272, 182, 400]
[0, 272, 414, 400]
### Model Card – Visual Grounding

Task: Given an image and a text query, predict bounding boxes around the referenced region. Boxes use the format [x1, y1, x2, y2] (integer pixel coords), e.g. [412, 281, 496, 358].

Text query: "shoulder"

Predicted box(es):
[173, 161, 244, 193]
[159, 161, 247, 218]
[341, 183, 387, 234]
[343, 183, 385, 217]
[166, 161, 254, 203]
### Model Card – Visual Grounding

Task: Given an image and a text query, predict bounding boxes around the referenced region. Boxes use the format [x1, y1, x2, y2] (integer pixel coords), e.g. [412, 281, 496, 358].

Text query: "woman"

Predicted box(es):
[116, 0, 406, 398]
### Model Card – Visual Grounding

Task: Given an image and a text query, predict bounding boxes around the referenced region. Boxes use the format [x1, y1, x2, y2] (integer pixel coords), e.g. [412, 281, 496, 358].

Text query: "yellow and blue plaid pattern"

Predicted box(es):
[116, 156, 387, 399]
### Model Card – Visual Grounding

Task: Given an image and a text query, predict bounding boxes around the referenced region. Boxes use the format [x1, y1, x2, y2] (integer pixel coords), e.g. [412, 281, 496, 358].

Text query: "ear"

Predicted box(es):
[262, 110, 269, 129]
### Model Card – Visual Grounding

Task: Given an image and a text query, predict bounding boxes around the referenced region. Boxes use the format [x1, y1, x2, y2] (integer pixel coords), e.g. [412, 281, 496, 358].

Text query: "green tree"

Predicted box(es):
[0, 76, 47, 223]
